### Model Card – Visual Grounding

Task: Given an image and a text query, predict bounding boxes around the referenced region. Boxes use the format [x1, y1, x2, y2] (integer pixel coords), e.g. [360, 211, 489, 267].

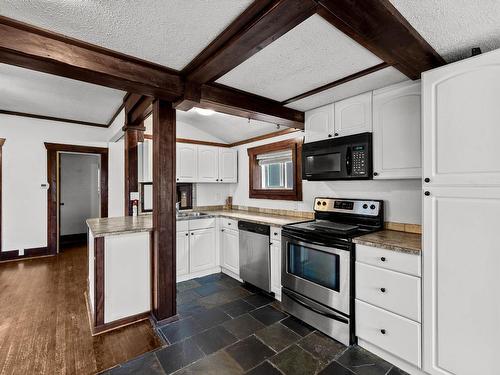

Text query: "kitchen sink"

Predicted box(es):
[176, 212, 209, 219]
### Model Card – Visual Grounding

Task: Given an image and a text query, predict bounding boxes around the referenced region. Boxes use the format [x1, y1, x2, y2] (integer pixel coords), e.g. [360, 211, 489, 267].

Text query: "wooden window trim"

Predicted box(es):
[247, 138, 303, 201]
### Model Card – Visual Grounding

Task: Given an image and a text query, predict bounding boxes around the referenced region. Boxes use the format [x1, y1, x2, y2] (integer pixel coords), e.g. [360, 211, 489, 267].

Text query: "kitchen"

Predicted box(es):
[0, 2, 499, 375]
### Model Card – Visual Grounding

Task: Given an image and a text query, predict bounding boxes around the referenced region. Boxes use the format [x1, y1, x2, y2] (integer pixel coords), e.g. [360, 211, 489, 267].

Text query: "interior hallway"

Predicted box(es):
[0, 246, 162, 375]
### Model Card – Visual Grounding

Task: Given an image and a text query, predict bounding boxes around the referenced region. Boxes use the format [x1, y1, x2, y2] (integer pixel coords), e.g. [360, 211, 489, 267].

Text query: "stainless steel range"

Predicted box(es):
[281, 197, 384, 345]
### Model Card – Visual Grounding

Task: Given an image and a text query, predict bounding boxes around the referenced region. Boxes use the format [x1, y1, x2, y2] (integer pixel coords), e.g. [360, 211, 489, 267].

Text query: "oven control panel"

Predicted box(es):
[314, 198, 381, 216]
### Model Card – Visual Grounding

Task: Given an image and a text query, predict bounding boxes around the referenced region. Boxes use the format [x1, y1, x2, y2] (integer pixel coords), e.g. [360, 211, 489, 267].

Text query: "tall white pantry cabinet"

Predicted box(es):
[422, 49, 500, 375]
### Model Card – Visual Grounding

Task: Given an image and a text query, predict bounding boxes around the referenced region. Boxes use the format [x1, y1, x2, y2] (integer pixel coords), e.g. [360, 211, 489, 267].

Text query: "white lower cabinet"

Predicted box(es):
[220, 227, 239, 276]
[356, 245, 422, 372]
[189, 228, 217, 273]
[176, 230, 190, 277]
[270, 240, 282, 300]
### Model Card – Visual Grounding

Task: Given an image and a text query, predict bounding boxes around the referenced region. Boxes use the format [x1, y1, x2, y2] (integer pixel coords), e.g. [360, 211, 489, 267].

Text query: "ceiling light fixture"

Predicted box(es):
[194, 108, 215, 116]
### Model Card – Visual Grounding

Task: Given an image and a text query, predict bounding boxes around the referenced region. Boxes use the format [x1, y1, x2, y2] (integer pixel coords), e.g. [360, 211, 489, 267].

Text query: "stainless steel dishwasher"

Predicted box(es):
[238, 221, 271, 293]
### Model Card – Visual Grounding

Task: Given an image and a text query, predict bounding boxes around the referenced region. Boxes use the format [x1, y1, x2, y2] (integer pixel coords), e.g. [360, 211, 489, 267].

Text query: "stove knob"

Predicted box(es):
[362, 204, 368, 209]
[370, 204, 376, 210]
[322, 201, 327, 206]
[316, 201, 321, 206]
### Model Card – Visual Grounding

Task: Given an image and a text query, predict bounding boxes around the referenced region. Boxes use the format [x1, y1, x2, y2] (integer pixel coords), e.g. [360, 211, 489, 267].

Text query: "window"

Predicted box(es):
[247, 138, 303, 201]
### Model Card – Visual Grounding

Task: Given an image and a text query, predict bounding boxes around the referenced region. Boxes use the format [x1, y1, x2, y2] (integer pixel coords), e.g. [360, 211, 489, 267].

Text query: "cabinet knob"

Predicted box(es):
[216, 179, 219, 181]
[424, 191, 430, 196]
[274, 232, 278, 236]
[424, 177, 430, 183]
[380, 257, 386, 262]
[328, 134, 332, 138]
[221, 229, 224, 232]
[185, 233, 188, 236]
[373, 172, 379, 177]
[176, 178, 179, 181]
[220, 179, 223, 182]
[191, 233, 194, 235]
[380, 329, 386, 335]
[334, 133, 339, 137]
[380, 287, 386, 293]
[228, 223, 231, 226]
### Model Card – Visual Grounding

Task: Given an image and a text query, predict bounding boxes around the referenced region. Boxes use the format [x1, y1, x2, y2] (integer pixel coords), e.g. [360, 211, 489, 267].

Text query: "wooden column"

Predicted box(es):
[123, 126, 143, 215]
[151, 99, 177, 322]
[0, 138, 4, 252]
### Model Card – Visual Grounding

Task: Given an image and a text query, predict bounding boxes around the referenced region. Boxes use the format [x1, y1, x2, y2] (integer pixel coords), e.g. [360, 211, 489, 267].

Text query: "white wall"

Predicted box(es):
[60, 153, 100, 235]
[0, 114, 123, 252]
[229, 131, 422, 224]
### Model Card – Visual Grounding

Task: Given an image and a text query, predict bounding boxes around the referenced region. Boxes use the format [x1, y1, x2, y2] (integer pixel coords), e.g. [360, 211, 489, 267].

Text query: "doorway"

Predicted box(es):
[45, 143, 108, 254]
[59, 153, 101, 250]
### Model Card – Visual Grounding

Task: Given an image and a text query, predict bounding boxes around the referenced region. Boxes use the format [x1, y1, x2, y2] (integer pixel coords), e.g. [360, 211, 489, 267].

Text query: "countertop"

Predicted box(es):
[87, 216, 153, 237]
[353, 230, 421, 255]
[199, 209, 307, 227]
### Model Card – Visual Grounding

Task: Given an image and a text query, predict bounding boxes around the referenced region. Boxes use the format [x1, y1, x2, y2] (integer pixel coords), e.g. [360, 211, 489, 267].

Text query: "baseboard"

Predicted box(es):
[220, 268, 243, 282]
[176, 266, 222, 282]
[0, 247, 51, 263]
[60, 233, 87, 247]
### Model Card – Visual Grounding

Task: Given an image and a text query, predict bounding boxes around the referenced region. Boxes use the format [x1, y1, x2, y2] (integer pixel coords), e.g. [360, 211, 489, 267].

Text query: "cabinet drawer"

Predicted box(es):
[221, 218, 238, 230]
[356, 244, 420, 276]
[177, 220, 189, 232]
[189, 218, 215, 230]
[270, 227, 281, 241]
[355, 299, 421, 367]
[356, 262, 421, 322]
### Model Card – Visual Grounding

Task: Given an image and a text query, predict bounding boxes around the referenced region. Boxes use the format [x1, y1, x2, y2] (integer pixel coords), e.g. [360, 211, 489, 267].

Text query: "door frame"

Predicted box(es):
[45, 143, 108, 255]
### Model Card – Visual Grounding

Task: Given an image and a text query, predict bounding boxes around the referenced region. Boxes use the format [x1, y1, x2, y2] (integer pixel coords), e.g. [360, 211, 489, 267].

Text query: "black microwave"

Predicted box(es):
[302, 133, 372, 181]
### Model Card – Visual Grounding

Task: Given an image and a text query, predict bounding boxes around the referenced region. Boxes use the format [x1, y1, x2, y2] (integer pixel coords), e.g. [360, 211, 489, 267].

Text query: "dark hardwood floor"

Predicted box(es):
[0, 245, 162, 375]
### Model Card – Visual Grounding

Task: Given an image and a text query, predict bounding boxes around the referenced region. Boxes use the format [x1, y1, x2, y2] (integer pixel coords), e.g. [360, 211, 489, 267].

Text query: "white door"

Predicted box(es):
[221, 228, 239, 275]
[373, 81, 421, 179]
[189, 228, 216, 273]
[197, 145, 219, 182]
[270, 240, 281, 298]
[304, 104, 334, 143]
[422, 50, 500, 187]
[176, 143, 198, 182]
[423, 187, 500, 375]
[334, 92, 372, 137]
[176, 231, 189, 277]
[218, 148, 238, 183]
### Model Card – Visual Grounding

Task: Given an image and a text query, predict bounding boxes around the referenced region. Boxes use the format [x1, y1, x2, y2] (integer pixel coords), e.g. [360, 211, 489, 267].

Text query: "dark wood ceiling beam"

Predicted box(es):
[0, 16, 183, 100]
[126, 96, 154, 126]
[185, 0, 317, 83]
[282, 62, 390, 105]
[0, 109, 108, 128]
[316, 0, 445, 80]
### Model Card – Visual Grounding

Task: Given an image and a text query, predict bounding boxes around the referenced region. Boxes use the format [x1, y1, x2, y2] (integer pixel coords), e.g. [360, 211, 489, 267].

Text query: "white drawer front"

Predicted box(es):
[176, 220, 189, 232]
[356, 262, 421, 322]
[221, 218, 238, 230]
[270, 226, 281, 241]
[355, 300, 421, 367]
[356, 244, 421, 276]
[189, 218, 216, 230]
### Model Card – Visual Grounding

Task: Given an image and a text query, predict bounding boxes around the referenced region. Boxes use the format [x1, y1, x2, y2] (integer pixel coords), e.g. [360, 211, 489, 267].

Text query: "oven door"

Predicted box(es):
[281, 234, 351, 316]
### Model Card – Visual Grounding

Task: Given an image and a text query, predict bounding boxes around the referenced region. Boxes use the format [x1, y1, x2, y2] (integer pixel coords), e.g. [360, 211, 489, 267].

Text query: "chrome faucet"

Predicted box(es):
[176, 201, 180, 215]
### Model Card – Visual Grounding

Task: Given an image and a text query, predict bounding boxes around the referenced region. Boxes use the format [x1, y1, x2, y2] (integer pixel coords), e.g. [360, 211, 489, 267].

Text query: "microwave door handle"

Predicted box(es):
[346, 146, 352, 175]
[282, 289, 349, 324]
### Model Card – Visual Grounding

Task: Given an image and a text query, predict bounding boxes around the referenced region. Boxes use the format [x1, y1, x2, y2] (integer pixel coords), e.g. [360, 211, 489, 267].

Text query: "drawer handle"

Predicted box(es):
[380, 329, 386, 335]
[380, 257, 386, 262]
[380, 287, 386, 293]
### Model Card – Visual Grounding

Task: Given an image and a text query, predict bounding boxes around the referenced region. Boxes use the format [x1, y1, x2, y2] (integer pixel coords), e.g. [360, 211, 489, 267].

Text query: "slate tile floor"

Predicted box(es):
[102, 273, 409, 375]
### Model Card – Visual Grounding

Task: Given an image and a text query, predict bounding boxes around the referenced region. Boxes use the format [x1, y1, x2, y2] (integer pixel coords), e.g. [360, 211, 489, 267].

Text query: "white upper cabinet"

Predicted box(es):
[373, 81, 421, 179]
[197, 145, 219, 182]
[176, 143, 198, 182]
[423, 49, 500, 186]
[304, 104, 334, 143]
[218, 148, 238, 183]
[334, 92, 372, 137]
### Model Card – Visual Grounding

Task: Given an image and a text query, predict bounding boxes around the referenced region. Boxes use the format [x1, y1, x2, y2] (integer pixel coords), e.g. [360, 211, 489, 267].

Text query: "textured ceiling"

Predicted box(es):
[0, 64, 125, 124]
[286, 67, 408, 112]
[0, 0, 252, 70]
[216, 14, 383, 102]
[390, 0, 500, 62]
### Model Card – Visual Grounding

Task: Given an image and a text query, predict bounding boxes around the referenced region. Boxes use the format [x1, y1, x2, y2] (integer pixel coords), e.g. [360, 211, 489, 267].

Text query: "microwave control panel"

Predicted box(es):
[351, 144, 368, 176]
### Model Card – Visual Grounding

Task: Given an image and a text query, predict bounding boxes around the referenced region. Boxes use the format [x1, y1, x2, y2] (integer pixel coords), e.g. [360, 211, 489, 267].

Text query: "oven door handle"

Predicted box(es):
[282, 289, 349, 324]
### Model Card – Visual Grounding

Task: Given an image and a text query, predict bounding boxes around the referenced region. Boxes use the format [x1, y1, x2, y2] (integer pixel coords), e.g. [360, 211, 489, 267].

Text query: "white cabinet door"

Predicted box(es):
[176, 143, 198, 182]
[305, 104, 334, 143]
[221, 228, 239, 275]
[219, 148, 238, 183]
[334, 92, 372, 137]
[373, 81, 421, 179]
[176, 231, 189, 277]
[422, 49, 500, 186]
[423, 187, 500, 375]
[189, 228, 216, 273]
[197, 145, 219, 182]
[270, 240, 282, 299]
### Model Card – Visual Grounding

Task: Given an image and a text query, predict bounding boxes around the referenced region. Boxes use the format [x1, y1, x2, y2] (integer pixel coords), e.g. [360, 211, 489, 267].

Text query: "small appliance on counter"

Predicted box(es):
[281, 197, 384, 345]
[302, 132, 372, 181]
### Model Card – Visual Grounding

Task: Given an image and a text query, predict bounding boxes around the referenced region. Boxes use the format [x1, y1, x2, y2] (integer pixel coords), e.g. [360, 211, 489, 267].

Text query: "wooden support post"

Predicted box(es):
[151, 99, 177, 322]
[123, 128, 141, 216]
